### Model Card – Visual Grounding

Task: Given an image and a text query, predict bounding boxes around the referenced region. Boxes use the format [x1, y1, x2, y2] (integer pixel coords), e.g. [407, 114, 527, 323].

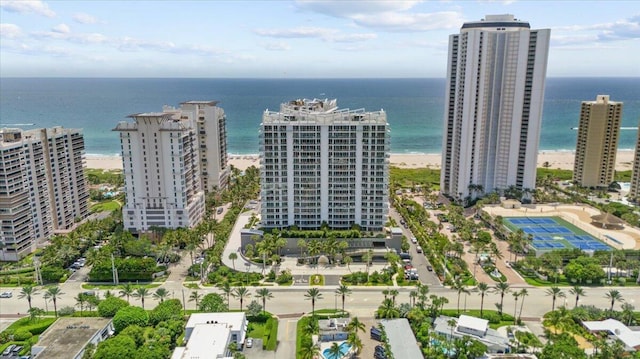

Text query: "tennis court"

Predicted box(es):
[504, 217, 611, 251]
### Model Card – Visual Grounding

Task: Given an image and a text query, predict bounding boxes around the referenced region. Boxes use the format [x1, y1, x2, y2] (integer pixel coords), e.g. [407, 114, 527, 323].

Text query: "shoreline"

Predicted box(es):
[85, 149, 636, 172]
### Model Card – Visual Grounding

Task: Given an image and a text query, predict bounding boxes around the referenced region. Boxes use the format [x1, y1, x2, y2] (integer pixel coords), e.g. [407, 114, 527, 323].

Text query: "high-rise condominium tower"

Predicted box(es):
[0, 127, 89, 261]
[114, 101, 228, 233]
[260, 99, 389, 231]
[573, 95, 623, 188]
[441, 14, 550, 201]
[629, 122, 640, 202]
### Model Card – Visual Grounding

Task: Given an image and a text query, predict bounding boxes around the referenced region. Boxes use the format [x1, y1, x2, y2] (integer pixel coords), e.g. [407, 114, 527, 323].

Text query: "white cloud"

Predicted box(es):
[0, 23, 22, 38]
[0, 0, 55, 18]
[254, 27, 334, 38]
[555, 15, 640, 43]
[331, 33, 377, 43]
[73, 12, 100, 24]
[351, 11, 462, 32]
[261, 41, 291, 51]
[295, 0, 420, 18]
[52, 23, 70, 34]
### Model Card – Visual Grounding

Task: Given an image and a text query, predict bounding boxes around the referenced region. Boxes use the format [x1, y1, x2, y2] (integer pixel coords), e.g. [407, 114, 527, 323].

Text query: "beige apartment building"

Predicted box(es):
[0, 127, 90, 261]
[573, 95, 623, 188]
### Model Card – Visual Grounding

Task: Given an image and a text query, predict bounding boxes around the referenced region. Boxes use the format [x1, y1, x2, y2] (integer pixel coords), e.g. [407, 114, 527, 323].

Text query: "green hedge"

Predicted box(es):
[263, 317, 278, 351]
[4, 317, 56, 336]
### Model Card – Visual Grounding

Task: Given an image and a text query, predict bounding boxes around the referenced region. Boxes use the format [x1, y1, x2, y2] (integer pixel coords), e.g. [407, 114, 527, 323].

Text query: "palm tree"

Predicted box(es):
[132, 287, 150, 309]
[43, 286, 64, 317]
[377, 298, 400, 319]
[512, 292, 520, 322]
[188, 291, 202, 309]
[335, 285, 352, 312]
[119, 283, 134, 303]
[347, 332, 363, 356]
[453, 280, 470, 314]
[218, 282, 233, 307]
[297, 239, 307, 260]
[477, 282, 490, 318]
[18, 285, 39, 311]
[545, 286, 566, 311]
[569, 285, 586, 308]
[298, 341, 320, 359]
[75, 294, 86, 316]
[409, 290, 418, 307]
[327, 342, 342, 358]
[493, 281, 510, 316]
[347, 316, 365, 335]
[255, 288, 273, 315]
[518, 288, 528, 322]
[228, 252, 238, 270]
[304, 288, 323, 316]
[390, 289, 399, 306]
[362, 250, 373, 282]
[343, 255, 353, 272]
[621, 302, 635, 326]
[604, 289, 624, 312]
[152, 288, 170, 303]
[232, 286, 251, 311]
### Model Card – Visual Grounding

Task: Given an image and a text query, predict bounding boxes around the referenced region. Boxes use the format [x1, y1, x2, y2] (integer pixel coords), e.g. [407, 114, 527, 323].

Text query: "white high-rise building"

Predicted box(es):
[440, 14, 550, 201]
[115, 111, 204, 233]
[573, 95, 623, 188]
[260, 99, 389, 231]
[0, 127, 89, 261]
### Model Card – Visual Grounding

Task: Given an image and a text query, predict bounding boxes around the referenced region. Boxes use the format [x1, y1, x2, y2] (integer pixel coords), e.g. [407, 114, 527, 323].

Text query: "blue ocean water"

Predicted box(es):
[1, 78, 638, 155]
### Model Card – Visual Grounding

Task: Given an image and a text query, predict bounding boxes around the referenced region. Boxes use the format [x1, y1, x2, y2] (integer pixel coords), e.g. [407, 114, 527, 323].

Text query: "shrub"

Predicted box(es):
[264, 317, 278, 350]
[13, 329, 33, 341]
[98, 297, 129, 318]
[276, 270, 292, 284]
[484, 312, 501, 324]
[149, 299, 183, 326]
[58, 305, 76, 317]
[113, 306, 149, 333]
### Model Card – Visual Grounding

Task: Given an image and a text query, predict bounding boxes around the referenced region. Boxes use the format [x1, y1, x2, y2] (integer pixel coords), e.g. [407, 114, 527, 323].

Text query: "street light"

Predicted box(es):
[334, 293, 337, 312]
[245, 263, 251, 286]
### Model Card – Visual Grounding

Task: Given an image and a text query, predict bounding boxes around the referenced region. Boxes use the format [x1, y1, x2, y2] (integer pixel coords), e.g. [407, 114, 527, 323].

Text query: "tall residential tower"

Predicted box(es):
[573, 95, 623, 188]
[260, 99, 389, 231]
[440, 14, 550, 201]
[629, 122, 640, 202]
[114, 101, 228, 233]
[0, 127, 89, 261]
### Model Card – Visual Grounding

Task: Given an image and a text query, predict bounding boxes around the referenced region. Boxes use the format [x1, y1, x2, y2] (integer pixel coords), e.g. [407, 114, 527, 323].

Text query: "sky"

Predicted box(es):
[0, 0, 639, 78]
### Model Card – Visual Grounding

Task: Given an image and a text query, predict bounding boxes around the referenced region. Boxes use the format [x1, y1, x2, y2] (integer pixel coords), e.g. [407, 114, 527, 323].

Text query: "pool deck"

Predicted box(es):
[483, 203, 640, 250]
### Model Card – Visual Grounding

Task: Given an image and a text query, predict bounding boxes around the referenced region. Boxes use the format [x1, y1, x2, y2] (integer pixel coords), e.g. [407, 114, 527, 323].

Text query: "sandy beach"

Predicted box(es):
[86, 150, 636, 172]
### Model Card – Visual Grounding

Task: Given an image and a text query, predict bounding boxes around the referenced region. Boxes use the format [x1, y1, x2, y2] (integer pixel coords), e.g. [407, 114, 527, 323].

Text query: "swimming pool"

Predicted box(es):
[322, 342, 352, 359]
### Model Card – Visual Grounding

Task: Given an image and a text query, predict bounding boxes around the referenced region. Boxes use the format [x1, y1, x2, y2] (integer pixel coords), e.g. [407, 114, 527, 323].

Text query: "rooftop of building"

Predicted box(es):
[186, 312, 246, 331]
[172, 323, 232, 359]
[458, 314, 489, 333]
[1, 126, 82, 146]
[433, 315, 510, 349]
[32, 317, 113, 359]
[262, 98, 386, 124]
[380, 319, 423, 359]
[181, 100, 220, 106]
[582, 318, 640, 349]
[461, 14, 531, 30]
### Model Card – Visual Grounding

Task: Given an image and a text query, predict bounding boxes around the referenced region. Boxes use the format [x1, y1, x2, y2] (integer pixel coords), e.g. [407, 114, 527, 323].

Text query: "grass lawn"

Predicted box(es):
[309, 274, 324, 286]
[247, 322, 266, 339]
[81, 283, 161, 290]
[440, 309, 515, 329]
[296, 316, 315, 359]
[90, 200, 121, 213]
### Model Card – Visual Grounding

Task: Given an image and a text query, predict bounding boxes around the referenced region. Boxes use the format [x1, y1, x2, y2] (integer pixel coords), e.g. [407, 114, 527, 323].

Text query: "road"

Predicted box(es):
[1, 283, 638, 321]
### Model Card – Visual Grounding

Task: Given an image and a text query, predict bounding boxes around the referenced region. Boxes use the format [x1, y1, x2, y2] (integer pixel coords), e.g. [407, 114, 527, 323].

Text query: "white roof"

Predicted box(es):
[186, 312, 246, 331]
[583, 319, 640, 349]
[458, 315, 489, 332]
[172, 323, 233, 359]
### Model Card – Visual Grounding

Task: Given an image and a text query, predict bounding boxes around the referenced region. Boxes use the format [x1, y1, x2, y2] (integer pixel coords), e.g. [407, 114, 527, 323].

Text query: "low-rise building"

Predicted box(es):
[172, 312, 248, 359]
[582, 318, 640, 352]
[433, 315, 511, 354]
[318, 317, 350, 342]
[31, 317, 114, 359]
[380, 318, 423, 359]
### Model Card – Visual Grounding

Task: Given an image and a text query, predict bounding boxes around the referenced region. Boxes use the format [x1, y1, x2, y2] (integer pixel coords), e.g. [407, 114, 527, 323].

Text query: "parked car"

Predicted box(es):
[0, 291, 12, 298]
[411, 237, 418, 244]
[427, 265, 433, 272]
[12, 345, 23, 354]
[246, 338, 253, 348]
[370, 327, 382, 341]
[217, 207, 224, 214]
[3, 345, 16, 356]
[416, 246, 423, 253]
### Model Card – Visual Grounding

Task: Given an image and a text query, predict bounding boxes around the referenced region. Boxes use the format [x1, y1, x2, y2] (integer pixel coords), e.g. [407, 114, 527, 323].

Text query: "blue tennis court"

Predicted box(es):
[505, 217, 611, 252]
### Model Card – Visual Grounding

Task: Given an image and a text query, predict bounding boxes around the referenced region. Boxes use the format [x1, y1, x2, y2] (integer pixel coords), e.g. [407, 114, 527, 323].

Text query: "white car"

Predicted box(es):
[0, 291, 12, 298]
[416, 246, 423, 253]
[246, 338, 253, 348]
[411, 237, 418, 244]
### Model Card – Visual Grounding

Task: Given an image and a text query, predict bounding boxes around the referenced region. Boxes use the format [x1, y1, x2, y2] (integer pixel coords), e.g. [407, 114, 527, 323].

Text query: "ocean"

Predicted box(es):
[1, 78, 639, 156]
